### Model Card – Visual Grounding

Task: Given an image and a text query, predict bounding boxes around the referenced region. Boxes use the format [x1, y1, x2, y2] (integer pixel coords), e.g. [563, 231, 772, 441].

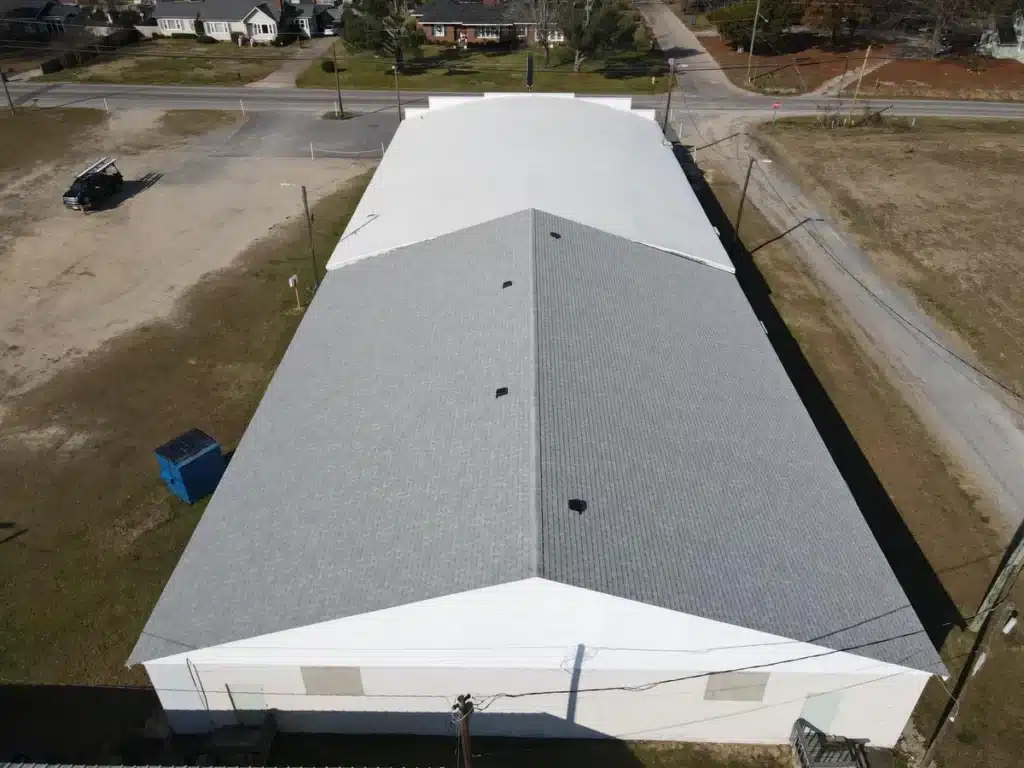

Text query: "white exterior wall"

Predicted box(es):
[142, 580, 933, 746]
[147, 659, 928, 746]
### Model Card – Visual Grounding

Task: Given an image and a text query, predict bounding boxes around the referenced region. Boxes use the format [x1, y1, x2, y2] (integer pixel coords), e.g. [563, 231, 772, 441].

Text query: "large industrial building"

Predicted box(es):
[129, 95, 945, 746]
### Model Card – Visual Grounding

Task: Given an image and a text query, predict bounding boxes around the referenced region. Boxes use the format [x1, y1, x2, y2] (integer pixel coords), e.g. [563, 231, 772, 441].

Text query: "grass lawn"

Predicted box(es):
[298, 42, 671, 93]
[738, 118, 1024, 768]
[40, 38, 296, 86]
[0, 108, 107, 177]
[0, 170, 374, 687]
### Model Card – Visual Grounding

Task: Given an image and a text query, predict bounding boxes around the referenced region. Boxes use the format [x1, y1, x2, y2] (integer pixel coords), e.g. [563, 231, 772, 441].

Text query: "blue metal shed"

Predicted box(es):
[154, 428, 226, 504]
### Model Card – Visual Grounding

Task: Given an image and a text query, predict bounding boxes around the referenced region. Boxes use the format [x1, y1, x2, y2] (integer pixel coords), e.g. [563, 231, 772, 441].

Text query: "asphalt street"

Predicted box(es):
[8, 80, 1024, 120]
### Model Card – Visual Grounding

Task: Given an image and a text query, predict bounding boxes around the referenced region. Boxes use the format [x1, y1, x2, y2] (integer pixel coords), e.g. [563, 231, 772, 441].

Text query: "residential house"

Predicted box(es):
[411, 0, 562, 45]
[977, 10, 1024, 62]
[129, 95, 945, 747]
[0, 0, 80, 38]
[152, 0, 329, 42]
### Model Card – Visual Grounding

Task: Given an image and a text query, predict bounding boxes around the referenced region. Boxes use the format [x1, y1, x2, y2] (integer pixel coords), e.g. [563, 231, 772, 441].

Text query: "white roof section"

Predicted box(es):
[146, 579, 931, 677]
[328, 95, 734, 274]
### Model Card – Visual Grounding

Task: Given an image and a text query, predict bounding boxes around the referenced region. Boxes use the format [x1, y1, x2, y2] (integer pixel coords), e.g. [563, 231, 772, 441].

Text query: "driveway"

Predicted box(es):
[248, 36, 334, 89]
[634, 0, 752, 98]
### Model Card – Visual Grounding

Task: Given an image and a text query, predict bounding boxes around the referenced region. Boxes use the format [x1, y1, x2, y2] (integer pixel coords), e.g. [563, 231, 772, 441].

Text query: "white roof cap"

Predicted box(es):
[327, 95, 735, 274]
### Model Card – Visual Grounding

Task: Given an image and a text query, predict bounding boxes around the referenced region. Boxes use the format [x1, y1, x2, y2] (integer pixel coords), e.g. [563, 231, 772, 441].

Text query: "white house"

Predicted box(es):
[152, 0, 329, 42]
[978, 10, 1024, 62]
[129, 95, 946, 748]
[153, 0, 278, 42]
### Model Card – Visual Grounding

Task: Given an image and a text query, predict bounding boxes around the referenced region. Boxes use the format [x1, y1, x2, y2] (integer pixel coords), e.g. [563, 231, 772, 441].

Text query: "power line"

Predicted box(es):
[741, 35, 1024, 406]
[0, 38, 993, 73]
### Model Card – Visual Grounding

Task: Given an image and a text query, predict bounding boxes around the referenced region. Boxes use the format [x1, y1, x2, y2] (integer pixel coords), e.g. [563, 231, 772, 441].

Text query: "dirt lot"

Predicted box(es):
[700, 137, 1024, 768]
[846, 56, 1024, 101]
[756, 119, 1024, 401]
[0, 108, 370, 399]
[700, 34, 896, 94]
[0, 107, 373, 685]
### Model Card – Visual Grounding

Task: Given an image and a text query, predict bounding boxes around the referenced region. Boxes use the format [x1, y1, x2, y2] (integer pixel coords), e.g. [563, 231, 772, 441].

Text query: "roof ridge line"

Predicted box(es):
[529, 208, 544, 579]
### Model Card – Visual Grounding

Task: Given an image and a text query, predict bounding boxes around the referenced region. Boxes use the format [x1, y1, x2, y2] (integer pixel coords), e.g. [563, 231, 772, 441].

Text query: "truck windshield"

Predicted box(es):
[68, 179, 88, 196]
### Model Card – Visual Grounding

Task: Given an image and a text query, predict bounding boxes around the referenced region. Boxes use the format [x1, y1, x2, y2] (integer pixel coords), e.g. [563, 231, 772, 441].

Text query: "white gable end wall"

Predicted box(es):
[144, 579, 930, 745]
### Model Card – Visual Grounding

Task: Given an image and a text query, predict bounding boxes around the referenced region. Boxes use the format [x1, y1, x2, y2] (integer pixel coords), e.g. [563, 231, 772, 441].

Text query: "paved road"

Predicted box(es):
[8, 80, 1024, 120]
[638, 0, 1024, 533]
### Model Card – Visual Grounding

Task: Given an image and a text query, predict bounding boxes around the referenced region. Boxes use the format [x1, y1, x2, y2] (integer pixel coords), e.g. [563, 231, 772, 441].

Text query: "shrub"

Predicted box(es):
[169, 32, 197, 39]
[150, 30, 165, 38]
[321, 58, 336, 72]
[230, 31, 245, 44]
[40, 57, 64, 74]
[196, 34, 218, 43]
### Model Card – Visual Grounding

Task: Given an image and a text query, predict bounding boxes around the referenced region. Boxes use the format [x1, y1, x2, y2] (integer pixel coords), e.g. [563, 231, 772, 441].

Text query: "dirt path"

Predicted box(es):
[0, 109, 370, 403]
[635, 0, 753, 99]
[248, 37, 334, 89]
[672, 113, 1024, 534]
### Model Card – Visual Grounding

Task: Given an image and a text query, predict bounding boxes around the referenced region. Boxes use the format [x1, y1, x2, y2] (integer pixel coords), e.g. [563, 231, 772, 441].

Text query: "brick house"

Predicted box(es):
[411, 0, 563, 45]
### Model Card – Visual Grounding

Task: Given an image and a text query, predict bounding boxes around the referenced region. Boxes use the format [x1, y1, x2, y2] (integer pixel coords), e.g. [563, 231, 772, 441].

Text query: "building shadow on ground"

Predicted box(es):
[667, 137, 961, 651]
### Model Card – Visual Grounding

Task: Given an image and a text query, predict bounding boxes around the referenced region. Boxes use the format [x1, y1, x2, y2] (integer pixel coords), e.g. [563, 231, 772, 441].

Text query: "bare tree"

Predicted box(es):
[516, 0, 568, 64]
[570, 0, 596, 72]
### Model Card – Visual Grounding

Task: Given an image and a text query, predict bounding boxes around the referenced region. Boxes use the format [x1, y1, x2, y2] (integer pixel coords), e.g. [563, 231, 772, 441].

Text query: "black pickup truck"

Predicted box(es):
[63, 157, 123, 211]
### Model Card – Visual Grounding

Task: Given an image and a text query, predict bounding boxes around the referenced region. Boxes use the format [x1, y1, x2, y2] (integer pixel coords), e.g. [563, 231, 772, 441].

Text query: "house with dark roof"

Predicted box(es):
[411, 0, 562, 45]
[0, 0, 80, 39]
[152, 0, 330, 42]
[130, 95, 945, 747]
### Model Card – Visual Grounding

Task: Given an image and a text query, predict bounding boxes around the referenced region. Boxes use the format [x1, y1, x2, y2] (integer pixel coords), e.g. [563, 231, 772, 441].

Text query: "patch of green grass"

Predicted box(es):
[40, 38, 294, 86]
[0, 108, 107, 176]
[298, 42, 671, 93]
[156, 109, 243, 140]
[0, 170, 375, 686]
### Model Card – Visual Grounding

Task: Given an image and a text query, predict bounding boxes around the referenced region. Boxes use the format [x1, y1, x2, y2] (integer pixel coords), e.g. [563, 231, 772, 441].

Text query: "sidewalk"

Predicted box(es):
[248, 37, 333, 89]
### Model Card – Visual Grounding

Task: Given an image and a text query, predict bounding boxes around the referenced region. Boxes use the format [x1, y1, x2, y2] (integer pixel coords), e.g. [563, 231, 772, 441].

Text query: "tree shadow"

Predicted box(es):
[668, 139, 961, 649]
[757, 32, 873, 56]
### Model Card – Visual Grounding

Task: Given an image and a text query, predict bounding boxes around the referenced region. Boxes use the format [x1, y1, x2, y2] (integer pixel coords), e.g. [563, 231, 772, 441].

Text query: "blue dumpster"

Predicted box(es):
[154, 428, 225, 504]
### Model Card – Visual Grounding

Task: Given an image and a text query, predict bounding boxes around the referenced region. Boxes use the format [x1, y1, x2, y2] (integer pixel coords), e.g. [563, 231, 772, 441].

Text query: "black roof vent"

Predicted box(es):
[495, 387, 509, 398]
[550, 231, 562, 239]
[568, 499, 587, 514]
[502, 280, 513, 289]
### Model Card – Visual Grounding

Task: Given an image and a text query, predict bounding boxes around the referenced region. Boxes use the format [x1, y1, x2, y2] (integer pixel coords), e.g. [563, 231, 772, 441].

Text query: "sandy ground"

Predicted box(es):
[0, 109, 368, 403]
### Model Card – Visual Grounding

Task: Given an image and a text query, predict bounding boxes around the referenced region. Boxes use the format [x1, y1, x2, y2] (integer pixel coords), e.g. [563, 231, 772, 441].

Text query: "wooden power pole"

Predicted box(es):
[745, 0, 762, 83]
[920, 600, 1015, 767]
[331, 44, 344, 118]
[453, 693, 474, 768]
[970, 534, 1024, 633]
[300, 185, 319, 291]
[847, 45, 872, 123]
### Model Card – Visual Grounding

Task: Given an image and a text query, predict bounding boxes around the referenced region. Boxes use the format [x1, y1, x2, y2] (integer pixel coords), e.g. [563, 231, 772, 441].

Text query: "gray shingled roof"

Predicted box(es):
[152, 0, 272, 22]
[414, 0, 529, 25]
[129, 210, 944, 675]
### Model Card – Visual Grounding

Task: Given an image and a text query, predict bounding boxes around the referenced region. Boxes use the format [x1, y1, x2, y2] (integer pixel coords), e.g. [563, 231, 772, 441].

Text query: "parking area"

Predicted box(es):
[0, 109, 385, 399]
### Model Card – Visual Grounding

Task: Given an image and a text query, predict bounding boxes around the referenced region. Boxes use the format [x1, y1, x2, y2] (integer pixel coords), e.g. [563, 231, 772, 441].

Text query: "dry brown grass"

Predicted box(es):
[0, 171, 374, 686]
[706, 165, 1024, 768]
[756, 118, 1024, 401]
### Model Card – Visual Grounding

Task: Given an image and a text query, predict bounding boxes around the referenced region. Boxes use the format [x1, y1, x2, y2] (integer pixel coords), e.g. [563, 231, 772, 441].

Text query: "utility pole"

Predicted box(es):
[835, 56, 849, 101]
[393, 65, 403, 122]
[848, 44, 872, 124]
[1, 71, 15, 115]
[736, 156, 756, 238]
[745, 0, 762, 83]
[331, 44, 344, 118]
[920, 600, 1015, 767]
[300, 185, 319, 291]
[969, 535, 1024, 633]
[661, 57, 676, 137]
[453, 694, 474, 768]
